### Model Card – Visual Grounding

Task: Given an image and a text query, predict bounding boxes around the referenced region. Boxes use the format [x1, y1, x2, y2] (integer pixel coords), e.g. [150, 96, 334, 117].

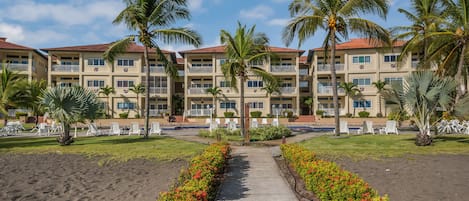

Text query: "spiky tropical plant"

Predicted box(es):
[283, 0, 390, 135]
[339, 82, 360, 116]
[129, 83, 145, 117]
[372, 80, 387, 117]
[99, 85, 116, 118]
[206, 86, 222, 113]
[104, 0, 201, 138]
[303, 96, 314, 115]
[0, 64, 24, 125]
[41, 86, 101, 145]
[16, 80, 47, 125]
[261, 77, 281, 97]
[220, 22, 275, 139]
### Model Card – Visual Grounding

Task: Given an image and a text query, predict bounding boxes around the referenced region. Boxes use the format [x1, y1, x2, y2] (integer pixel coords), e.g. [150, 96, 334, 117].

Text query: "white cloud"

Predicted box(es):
[240, 5, 274, 20]
[0, 22, 25, 43]
[267, 18, 289, 26]
[25, 29, 69, 47]
[188, 0, 205, 12]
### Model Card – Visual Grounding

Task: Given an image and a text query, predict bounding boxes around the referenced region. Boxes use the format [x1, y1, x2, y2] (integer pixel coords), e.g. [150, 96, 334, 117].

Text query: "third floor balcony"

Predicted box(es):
[317, 86, 345, 95]
[52, 64, 80, 72]
[188, 87, 209, 95]
[270, 65, 295, 73]
[317, 64, 345, 72]
[143, 67, 165, 73]
[0, 63, 29, 71]
[148, 87, 168, 94]
[279, 87, 296, 94]
[188, 67, 213, 74]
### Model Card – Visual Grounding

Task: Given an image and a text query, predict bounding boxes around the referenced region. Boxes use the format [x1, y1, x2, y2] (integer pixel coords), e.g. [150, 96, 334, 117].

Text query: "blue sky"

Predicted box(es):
[0, 0, 411, 55]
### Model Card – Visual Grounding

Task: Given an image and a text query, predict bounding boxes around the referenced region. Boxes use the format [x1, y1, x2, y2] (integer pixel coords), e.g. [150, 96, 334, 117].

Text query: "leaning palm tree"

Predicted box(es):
[339, 82, 360, 117]
[220, 22, 275, 139]
[99, 85, 116, 118]
[129, 83, 145, 117]
[41, 86, 101, 145]
[206, 86, 222, 111]
[16, 80, 47, 125]
[0, 64, 24, 125]
[283, 0, 390, 135]
[372, 80, 387, 117]
[104, 0, 201, 138]
[399, 71, 456, 146]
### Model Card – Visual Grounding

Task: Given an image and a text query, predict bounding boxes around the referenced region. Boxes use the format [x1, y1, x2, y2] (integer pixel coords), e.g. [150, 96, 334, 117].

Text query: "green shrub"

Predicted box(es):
[358, 111, 370, 118]
[376, 112, 383, 118]
[134, 114, 140, 118]
[280, 144, 388, 201]
[345, 113, 353, 118]
[316, 110, 325, 117]
[266, 114, 273, 118]
[224, 112, 234, 118]
[158, 143, 231, 201]
[250, 111, 262, 118]
[249, 125, 292, 141]
[388, 111, 409, 121]
[15, 112, 28, 118]
[198, 128, 240, 138]
[119, 112, 129, 119]
[283, 110, 294, 118]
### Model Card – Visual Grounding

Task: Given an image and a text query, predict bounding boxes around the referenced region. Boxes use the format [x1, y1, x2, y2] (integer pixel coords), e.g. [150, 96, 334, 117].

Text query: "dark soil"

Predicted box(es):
[0, 154, 188, 201]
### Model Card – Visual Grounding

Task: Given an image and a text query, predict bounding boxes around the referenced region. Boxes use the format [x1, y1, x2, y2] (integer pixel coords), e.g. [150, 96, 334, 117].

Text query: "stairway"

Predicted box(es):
[173, 115, 185, 122]
[295, 115, 316, 122]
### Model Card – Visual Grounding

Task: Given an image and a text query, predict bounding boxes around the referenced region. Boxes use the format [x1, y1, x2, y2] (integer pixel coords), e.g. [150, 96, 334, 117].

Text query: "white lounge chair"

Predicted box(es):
[272, 118, 279, 127]
[334, 120, 350, 134]
[228, 121, 237, 131]
[36, 123, 49, 136]
[205, 118, 211, 124]
[251, 118, 258, 128]
[149, 122, 162, 135]
[233, 118, 239, 125]
[261, 118, 268, 126]
[224, 118, 231, 127]
[381, 120, 399, 135]
[128, 122, 141, 135]
[109, 122, 122, 136]
[358, 121, 375, 134]
[215, 118, 221, 126]
[86, 123, 102, 136]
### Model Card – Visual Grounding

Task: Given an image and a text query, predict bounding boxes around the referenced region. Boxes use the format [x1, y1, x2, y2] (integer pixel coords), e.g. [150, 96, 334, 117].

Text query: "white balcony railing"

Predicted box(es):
[148, 87, 168, 94]
[270, 65, 295, 72]
[188, 88, 209, 94]
[0, 63, 29, 71]
[143, 67, 165, 73]
[149, 109, 168, 117]
[187, 109, 212, 117]
[317, 64, 345, 72]
[189, 67, 212, 73]
[279, 87, 296, 94]
[52, 64, 80, 72]
[317, 86, 345, 94]
[411, 61, 419, 68]
[320, 108, 346, 116]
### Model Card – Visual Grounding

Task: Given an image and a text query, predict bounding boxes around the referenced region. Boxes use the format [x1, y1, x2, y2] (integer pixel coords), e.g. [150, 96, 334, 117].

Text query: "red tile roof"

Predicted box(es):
[314, 38, 406, 51]
[179, 45, 304, 56]
[41, 43, 173, 54]
[176, 58, 184, 64]
[299, 56, 308, 64]
[0, 37, 35, 51]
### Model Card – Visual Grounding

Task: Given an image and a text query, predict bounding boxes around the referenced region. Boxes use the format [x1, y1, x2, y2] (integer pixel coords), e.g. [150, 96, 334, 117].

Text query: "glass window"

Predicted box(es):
[353, 100, 372, 108]
[220, 101, 236, 109]
[352, 56, 371, 64]
[247, 80, 263, 88]
[88, 58, 105, 66]
[384, 55, 398, 62]
[117, 59, 134, 67]
[117, 102, 135, 109]
[220, 81, 231, 87]
[352, 78, 371, 86]
[384, 77, 403, 85]
[117, 80, 135, 88]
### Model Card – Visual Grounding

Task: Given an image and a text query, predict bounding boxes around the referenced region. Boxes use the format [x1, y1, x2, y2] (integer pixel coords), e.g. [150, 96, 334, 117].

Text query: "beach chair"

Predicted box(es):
[233, 118, 239, 125]
[333, 120, 350, 134]
[205, 118, 211, 124]
[251, 118, 258, 128]
[261, 118, 268, 126]
[215, 118, 221, 126]
[224, 118, 231, 127]
[109, 122, 122, 136]
[380, 120, 399, 135]
[128, 122, 141, 135]
[86, 123, 102, 136]
[357, 121, 375, 134]
[272, 118, 279, 127]
[150, 122, 162, 135]
[36, 123, 49, 136]
[228, 121, 237, 131]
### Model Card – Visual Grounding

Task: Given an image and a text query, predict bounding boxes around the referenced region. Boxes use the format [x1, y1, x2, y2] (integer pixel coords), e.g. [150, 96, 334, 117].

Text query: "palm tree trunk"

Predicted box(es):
[330, 30, 340, 136]
[378, 94, 382, 115]
[240, 75, 245, 138]
[57, 123, 73, 145]
[455, 44, 467, 104]
[143, 46, 150, 138]
[107, 98, 110, 118]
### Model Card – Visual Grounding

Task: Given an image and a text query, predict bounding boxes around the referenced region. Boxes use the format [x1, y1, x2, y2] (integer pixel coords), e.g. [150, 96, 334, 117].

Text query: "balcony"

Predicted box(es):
[149, 109, 168, 117]
[148, 87, 168, 94]
[188, 88, 209, 95]
[317, 86, 345, 94]
[188, 67, 212, 73]
[0, 63, 28, 71]
[143, 67, 165, 73]
[320, 108, 346, 116]
[411, 61, 419, 68]
[187, 109, 212, 117]
[52, 64, 80, 72]
[270, 65, 295, 73]
[317, 64, 345, 72]
[279, 87, 296, 94]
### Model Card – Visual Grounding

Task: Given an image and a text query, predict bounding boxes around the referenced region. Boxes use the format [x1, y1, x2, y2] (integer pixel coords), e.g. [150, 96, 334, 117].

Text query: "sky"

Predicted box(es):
[0, 0, 412, 56]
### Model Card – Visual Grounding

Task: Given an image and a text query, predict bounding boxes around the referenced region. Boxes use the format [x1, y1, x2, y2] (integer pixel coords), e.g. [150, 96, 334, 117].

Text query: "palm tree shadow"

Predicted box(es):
[0, 137, 57, 149]
[433, 136, 469, 144]
[216, 153, 250, 200]
[90, 136, 164, 145]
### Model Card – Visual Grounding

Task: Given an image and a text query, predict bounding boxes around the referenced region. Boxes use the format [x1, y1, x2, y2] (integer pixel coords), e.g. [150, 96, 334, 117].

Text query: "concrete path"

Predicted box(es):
[217, 146, 298, 201]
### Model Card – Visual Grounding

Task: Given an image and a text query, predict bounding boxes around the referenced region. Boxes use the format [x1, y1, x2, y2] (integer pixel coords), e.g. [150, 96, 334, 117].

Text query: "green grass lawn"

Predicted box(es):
[0, 136, 207, 163]
[299, 134, 469, 159]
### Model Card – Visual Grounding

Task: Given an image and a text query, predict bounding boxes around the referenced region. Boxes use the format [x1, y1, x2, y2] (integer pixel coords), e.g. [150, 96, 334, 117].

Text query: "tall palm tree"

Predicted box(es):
[206, 86, 222, 113]
[98, 85, 116, 118]
[283, 0, 390, 135]
[339, 82, 360, 116]
[129, 83, 145, 117]
[220, 22, 275, 138]
[41, 86, 101, 145]
[104, 0, 201, 138]
[16, 80, 47, 125]
[0, 64, 24, 125]
[372, 80, 386, 117]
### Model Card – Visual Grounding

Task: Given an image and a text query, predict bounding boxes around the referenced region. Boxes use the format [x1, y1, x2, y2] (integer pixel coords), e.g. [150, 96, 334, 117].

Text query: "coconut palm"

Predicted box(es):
[104, 0, 201, 138]
[98, 85, 116, 118]
[283, 0, 390, 135]
[0, 64, 24, 125]
[261, 77, 281, 97]
[16, 80, 47, 125]
[303, 96, 314, 115]
[206, 86, 222, 111]
[220, 22, 275, 138]
[129, 83, 145, 117]
[372, 80, 386, 117]
[41, 86, 101, 145]
[339, 82, 360, 117]
[399, 71, 456, 146]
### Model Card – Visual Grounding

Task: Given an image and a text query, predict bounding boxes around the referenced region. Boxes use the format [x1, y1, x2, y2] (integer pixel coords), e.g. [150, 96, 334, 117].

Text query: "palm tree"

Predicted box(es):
[16, 80, 47, 125]
[0, 64, 24, 125]
[129, 83, 145, 117]
[98, 85, 116, 118]
[303, 96, 314, 115]
[398, 71, 456, 146]
[206, 86, 222, 112]
[372, 80, 387, 117]
[41, 86, 101, 145]
[104, 0, 201, 138]
[220, 22, 275, 139]
[261, 77, 281, 97]
[339, 82, 360, 117]
[283, 0, 390, 135]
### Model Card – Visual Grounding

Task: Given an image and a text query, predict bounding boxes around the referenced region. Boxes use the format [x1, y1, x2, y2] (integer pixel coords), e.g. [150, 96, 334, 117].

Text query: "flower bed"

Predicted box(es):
[158, 143, 231, 201]
[280, 144, 389, 201]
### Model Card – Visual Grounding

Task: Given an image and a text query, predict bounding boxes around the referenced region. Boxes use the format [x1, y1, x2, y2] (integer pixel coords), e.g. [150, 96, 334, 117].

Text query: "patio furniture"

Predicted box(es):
[272, 118, 279, 127]
[261, 118, 268, 126]
[86, 123, 102, 136]
[36, 123, 49, 136]
[109, 122, 122, 136]
[333, 120, 350, 134]
[357, 121, 375, 134]
[128, 122, 141, 135]
[251, 118, 258, 128]
[380, 120, 399, 135]
[149, 122, 162, 135]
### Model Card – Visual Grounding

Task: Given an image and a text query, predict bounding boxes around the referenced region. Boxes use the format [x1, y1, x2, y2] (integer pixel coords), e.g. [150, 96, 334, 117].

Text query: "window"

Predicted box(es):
[384, 55, 398, 62]
[299, 81, 309, 88]
[61, 61, 78, 65]
[384, 77, 403, 85]
[117, 102, 135, 109]
[117, 59, 134, 66]
[191, 59, 212, 67]
[88, 58, 105, 66]
[219, 59, 226, 65]
[353, 100, 372, 108]
[281, 82, 292, 87]
[87, 80, 105, 87]
[220, 81, 231, 87]
[116, 80, 135, 88]
[352, 78, 371, 86]
[248, 102, 264, 108]
[299, 68, 309, 75]
[247, 80, 263, 88]
[352, 56, 371, 64]
[220, 101, 236, 109]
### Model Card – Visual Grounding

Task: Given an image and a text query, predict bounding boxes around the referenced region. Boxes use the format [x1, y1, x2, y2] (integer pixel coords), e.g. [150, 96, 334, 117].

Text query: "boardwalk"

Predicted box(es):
[217, 146, 297, 201]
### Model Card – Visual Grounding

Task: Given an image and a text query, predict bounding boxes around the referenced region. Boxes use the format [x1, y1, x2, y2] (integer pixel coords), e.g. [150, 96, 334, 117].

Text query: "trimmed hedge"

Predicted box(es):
[250, 111, 262, 118]
[250, 126, 292, 141]
[280, 144, 388, 201]
[159, 143, 231, 201]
